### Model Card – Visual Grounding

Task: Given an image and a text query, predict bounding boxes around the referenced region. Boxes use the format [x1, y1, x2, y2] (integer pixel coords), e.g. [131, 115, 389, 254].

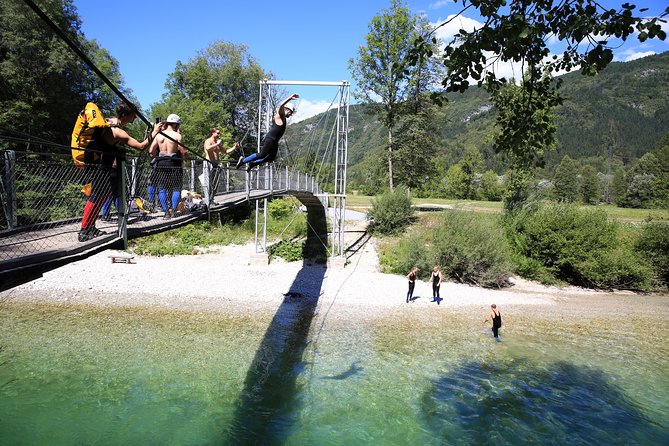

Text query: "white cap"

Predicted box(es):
[284, 102, 296, 113]
[166, 114, 181, 124]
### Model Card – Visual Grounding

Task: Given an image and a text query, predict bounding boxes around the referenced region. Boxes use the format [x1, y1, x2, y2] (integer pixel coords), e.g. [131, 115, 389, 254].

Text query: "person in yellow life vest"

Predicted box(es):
[78, 103, 162, 242]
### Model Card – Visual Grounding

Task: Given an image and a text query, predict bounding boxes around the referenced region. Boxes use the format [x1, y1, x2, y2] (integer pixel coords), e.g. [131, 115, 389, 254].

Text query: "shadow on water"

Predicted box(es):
[320, 361, 363, 380]
[421, 359, 669, 446]
[224, 202, 327, 445]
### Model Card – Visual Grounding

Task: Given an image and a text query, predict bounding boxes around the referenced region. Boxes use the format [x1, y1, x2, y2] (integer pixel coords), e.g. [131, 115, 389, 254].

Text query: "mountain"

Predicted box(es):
[285, 51, 669, 188]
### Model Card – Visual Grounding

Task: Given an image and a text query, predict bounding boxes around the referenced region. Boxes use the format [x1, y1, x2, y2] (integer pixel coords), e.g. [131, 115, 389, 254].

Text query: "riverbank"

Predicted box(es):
[2, 236, 667, 326]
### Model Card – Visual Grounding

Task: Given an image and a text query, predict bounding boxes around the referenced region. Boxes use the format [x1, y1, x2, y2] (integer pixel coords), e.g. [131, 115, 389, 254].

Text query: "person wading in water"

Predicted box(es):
[485, 304, 503, 342]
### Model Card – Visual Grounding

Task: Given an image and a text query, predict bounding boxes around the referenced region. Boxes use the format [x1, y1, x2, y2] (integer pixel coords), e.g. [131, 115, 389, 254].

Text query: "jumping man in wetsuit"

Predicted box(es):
[236, 93, 299, 171]
[485, 304, 503, 342]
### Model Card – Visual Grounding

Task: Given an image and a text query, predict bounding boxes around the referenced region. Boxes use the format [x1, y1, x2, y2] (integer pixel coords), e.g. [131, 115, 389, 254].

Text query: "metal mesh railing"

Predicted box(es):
[1, 148, 322, 266]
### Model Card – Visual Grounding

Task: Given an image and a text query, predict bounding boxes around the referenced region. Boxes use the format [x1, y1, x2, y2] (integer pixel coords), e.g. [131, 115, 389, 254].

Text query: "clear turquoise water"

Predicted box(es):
[1, 298, 668, 445]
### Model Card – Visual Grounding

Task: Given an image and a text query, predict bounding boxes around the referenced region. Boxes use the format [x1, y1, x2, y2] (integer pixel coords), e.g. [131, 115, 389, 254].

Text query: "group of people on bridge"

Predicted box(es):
[77, 93, 300, 242]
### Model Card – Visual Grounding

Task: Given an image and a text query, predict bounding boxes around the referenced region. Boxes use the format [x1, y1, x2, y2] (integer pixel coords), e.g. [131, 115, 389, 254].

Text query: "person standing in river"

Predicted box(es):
[485, 304, 503, 342]
[406, 266, 418, 303]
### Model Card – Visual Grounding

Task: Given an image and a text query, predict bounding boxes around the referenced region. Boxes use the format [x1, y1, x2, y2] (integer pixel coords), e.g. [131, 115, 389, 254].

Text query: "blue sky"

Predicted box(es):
[73, 0, 668, 121]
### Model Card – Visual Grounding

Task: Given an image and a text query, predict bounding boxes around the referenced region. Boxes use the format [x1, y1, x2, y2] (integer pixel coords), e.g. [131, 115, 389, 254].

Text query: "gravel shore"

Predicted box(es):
[3, 231, 666, 324]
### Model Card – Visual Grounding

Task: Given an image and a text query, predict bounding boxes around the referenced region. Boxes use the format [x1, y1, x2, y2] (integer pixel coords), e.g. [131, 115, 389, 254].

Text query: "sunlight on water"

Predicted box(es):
[1, 300, 668, 445]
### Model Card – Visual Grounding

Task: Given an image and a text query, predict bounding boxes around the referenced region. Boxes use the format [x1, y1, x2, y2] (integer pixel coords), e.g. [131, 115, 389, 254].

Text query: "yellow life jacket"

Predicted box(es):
[70, 102, 110, 168]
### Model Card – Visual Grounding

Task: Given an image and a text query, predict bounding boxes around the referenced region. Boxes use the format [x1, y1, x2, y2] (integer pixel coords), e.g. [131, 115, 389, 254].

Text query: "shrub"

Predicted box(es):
[380, 212, 515, 288]
[506, 202, 655, 289]
[430, 212, 514, 287]
[378, 231, 427, 276]
[367, 185, 415, 235]
[268, 240, 305, 262]
[635, 222, 669, 287]
[269, 197, 297, 219]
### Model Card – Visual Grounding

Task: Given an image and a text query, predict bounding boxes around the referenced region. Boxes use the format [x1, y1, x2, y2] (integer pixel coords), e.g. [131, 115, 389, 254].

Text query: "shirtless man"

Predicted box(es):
[150, 114, 186, 218]
[203, 127, 239, 165]
[201, 128, 239, 199]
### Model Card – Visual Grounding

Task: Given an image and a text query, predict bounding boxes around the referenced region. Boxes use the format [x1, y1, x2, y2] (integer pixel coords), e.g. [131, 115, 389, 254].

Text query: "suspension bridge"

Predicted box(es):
[0, 79, 350, 292]
[1, 1, 353, 292]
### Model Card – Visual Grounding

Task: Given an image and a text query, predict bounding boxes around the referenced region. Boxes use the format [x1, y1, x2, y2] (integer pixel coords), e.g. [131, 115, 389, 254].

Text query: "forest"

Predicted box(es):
[287, 51, 669, 208]
[2, 0, 668, 209]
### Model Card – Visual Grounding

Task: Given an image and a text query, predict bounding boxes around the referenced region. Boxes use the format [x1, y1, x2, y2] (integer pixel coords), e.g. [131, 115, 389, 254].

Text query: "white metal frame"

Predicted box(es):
[255, 79, 350, 258]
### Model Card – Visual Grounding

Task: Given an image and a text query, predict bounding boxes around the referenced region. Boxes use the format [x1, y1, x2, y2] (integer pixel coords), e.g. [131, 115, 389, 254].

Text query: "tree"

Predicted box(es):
[611, 166, 628, 206]
[459, 147, 484, 199]
[349, 0, 442, 191]
[479, 170, 503, 201]
[160, 40, 267, 147]
[650, 133, 669, 207]
[393, 98, 437, 192]
[0, 0, 129, 147]
[553, 155, 580, 202]
[621, 152, 663, 208]
[409, 1, 667, 169]
[579, 165, 601, 203]
[445, 163, 468, 199]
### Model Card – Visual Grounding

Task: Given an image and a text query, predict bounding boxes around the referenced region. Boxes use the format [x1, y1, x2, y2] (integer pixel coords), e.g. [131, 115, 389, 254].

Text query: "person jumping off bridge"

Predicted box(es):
[236, 93, 299, 171]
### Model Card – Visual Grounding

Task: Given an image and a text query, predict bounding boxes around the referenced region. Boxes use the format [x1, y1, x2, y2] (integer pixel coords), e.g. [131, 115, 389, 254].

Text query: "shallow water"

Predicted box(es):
[1, 298, 668, 445]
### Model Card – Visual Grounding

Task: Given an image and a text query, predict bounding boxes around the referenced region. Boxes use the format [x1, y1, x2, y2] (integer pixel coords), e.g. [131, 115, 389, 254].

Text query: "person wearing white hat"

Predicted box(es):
[149, 113, 186, 218]
[236, 93, 299, 171]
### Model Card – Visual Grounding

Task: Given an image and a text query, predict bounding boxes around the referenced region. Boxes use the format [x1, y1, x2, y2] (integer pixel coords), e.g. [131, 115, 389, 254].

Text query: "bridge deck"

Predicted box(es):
[0, 189, 290, 290]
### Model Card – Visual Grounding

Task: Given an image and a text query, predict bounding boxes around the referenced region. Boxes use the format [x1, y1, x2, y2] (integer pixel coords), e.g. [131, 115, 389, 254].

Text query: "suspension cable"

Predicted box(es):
[22, 0, 207, 162]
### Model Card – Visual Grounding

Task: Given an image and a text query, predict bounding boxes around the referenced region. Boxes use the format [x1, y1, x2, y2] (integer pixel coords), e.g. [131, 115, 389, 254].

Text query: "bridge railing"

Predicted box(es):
[0, 149, 323, 266]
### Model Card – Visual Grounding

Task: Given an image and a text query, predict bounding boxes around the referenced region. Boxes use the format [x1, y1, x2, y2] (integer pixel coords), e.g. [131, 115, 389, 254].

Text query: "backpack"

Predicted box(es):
[70, 102, 110, 167]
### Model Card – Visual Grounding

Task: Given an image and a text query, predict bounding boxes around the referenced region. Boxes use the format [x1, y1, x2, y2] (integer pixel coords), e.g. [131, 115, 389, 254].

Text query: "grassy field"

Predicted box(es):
[346, 194, 668, 223]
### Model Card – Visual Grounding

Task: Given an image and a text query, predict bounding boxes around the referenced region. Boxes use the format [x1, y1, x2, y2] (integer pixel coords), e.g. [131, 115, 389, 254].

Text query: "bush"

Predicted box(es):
[507, 203, 655, 290]
[378, 231, 426, 275]
[268, 240, 305, 262]
[367, 185, 415, 235]
[268, 197, 296, 219]
[430, 212, 514, 287]
[380, 212, 514, 288]
[635, 222, 669, 287]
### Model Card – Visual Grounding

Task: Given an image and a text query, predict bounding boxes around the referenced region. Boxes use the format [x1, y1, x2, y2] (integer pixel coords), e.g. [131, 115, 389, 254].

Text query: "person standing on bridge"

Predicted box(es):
[236, 93, 299, 171]
[150, 114, 186, 219]
[201, 128, 239, 198]
[78, 103, 162, 242]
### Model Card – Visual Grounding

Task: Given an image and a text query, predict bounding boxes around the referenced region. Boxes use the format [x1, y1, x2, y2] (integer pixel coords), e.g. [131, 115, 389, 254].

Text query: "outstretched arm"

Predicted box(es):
[113, 122, 162, 150]
[276, 93, 299, 123]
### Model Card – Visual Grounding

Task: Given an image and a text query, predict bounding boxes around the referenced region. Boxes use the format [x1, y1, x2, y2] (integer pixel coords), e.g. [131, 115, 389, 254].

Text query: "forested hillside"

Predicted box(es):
[286, 51, 669, 190]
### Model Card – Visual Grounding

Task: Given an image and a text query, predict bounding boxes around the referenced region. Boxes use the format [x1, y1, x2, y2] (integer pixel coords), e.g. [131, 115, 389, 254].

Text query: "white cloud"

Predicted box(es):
[431, 14, 483, 42]
[428, 1, 452, 10]
[621, 50, 657, 62]
[288, 98, 334, 124]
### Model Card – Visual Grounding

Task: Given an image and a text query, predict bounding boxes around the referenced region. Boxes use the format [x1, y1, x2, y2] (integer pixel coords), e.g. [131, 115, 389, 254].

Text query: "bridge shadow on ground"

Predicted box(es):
[224, 198, 327, 445]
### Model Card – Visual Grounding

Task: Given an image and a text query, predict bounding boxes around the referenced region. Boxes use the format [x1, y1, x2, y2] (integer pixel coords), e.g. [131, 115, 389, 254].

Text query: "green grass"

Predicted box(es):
[347, 194, 667, 223]
[129, 201, 308, 256]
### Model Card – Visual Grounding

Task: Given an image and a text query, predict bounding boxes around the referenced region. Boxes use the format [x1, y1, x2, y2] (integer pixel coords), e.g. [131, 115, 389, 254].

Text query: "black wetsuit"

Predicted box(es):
[431, 271, 441, 300]
[491, 310, 502, 338]
[406, 272, 416, 302]
[242, 119, 286, 166]
[87, 127, 119, 203]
